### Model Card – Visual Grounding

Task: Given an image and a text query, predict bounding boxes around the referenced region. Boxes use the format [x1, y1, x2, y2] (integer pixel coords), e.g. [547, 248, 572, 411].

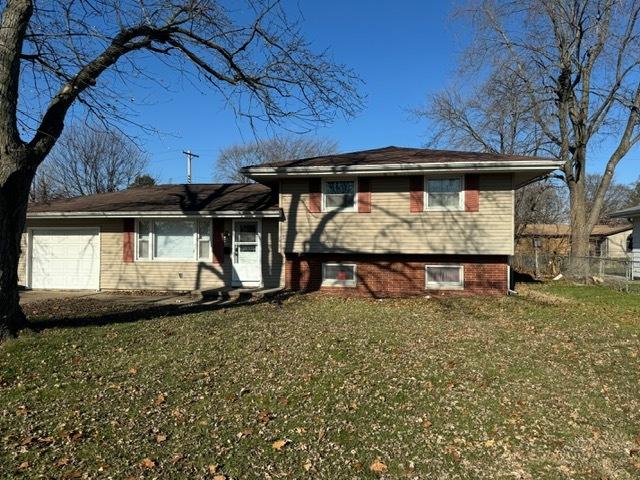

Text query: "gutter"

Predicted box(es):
[26, 210, 283, 219]
[242, 160, 565, 178]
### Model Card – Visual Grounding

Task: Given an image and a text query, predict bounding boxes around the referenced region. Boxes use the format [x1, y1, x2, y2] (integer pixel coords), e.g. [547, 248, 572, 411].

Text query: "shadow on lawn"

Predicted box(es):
[25, 291, 297, 332]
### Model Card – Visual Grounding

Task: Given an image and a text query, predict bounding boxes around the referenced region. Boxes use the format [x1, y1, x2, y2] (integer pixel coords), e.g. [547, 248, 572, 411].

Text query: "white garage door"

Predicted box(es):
[30, 228, 100, 289]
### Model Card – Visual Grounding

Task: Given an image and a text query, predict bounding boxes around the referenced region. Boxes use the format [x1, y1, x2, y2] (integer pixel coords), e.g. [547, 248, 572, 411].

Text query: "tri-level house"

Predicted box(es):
[19, 147, 562, 296]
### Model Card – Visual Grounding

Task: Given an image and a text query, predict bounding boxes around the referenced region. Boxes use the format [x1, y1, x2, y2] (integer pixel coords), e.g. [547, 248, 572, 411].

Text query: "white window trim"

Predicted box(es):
[135, 218, 212, 262]
[425, 264, 464, 290]
[322, 262, 357, 287]
[424, 175, 465, 212]
[322, 177, 358, 213]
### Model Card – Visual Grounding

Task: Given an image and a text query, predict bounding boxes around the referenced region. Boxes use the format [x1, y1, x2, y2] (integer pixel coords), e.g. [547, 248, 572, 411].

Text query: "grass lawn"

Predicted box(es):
[1, 283, 640, 479]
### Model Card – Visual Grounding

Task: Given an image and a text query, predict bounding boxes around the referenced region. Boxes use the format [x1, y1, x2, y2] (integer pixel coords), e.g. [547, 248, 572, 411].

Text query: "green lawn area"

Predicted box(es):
[2, 284, 640, 479]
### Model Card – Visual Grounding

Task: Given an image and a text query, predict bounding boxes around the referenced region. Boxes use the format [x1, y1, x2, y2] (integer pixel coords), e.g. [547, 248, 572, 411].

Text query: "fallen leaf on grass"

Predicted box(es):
[62, 471, 82, 479]
[370, 460, 387, 473]
[422, 419, 432, 430]
[128, 368, 138, 375]
[17, 461, 29, 471]
[140, 458, 156, 469]
[60, 430, 83, 442]
[154, 393, 166, 405]
[444, 445, 461, 462]
[303, 460, 313, 471]
[257, 410, 272, 424]
[272, 439, 290, 450]
[155, 434, 167, 443]
[55, 457, 71, 467]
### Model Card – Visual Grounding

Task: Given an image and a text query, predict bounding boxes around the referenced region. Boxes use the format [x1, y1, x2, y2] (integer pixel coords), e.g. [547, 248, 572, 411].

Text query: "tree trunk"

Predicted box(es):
[0, 155, 35, 340]
[568, 177, 591, 277]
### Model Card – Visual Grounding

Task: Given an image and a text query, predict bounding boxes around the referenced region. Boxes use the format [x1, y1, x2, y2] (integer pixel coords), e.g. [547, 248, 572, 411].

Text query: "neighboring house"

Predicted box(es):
[611, 205, 640, 279]
[516, 224, 633, 258]
[19, 146, 561, 296]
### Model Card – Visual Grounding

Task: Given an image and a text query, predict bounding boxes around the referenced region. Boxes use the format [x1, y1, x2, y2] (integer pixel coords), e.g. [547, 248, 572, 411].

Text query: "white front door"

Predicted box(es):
[232, 220, 262, 287]
[30, 228, 100, 289]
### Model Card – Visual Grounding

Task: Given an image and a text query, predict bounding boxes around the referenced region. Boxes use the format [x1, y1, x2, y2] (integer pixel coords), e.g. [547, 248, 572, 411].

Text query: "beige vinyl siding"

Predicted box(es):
[18, 232, 28, 286]
[261, 217, 285, 288]
[20, 218, 284, 290]
[280, 174, 515, 255]
[605, 229, 632, 258]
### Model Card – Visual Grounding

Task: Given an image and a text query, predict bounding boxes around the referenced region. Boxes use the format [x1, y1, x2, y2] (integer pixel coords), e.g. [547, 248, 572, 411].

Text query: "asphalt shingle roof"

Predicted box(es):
[245, 146, 555, 169]
[28, 183, 277, 213]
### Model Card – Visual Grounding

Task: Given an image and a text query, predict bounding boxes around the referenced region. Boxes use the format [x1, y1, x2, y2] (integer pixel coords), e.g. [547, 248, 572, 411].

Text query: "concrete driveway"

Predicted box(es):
[19, 290, 198, 307]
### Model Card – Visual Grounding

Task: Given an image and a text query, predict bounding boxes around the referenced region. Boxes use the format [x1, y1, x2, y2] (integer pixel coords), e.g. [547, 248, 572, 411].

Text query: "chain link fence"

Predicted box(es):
[511, 254, 639, 281]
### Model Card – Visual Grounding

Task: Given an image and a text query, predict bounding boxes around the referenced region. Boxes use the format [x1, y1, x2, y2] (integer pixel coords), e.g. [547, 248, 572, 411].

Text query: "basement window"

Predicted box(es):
[425, 265, 464, 289]
[322, 263, 357, 287]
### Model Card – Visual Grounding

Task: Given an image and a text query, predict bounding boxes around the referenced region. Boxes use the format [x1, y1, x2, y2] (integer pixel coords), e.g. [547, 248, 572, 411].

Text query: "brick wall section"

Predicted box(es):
[285, 253, 508, 297]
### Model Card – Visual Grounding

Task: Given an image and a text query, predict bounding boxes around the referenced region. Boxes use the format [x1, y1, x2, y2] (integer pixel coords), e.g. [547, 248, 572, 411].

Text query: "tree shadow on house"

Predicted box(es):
[281, 175, 507, 298]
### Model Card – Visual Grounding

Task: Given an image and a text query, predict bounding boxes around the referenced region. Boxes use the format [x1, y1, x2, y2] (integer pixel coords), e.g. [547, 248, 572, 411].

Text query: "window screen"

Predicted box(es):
[425, 265, 463, 289]
[426, 177, 462, 210]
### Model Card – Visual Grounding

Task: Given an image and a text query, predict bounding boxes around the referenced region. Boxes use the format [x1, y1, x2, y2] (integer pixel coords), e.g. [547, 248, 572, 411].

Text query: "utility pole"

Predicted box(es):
[182, 150, 200, 184]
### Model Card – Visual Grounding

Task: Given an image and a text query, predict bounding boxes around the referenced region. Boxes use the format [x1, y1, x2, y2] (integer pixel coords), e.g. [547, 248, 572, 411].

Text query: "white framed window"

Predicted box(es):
[322, 263, 357, 287]
[135, 218, 211, 262]
[425, 176, 464, 211]
[323, 179, 356, 212]
[425, 265, 464, 290]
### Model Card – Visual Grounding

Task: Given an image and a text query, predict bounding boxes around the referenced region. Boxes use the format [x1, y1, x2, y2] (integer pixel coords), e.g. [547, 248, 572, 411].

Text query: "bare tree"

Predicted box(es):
[421, 0, 640, 272]
[585, 174, 633, 225]
[46, 126, 148, 197]
[627, 177, 640, 207]
[0, 0, 362, 339]
[29, 162, 59, 203]
[515, 180, 568, 238]
[216, 136, 338, 182]
[416, 67, 547, 156]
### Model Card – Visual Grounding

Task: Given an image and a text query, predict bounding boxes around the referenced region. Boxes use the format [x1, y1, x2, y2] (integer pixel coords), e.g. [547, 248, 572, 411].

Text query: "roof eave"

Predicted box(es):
[242, 160, 565, 179]
[26, 210, 282, 219]
[610, 206, 640, 218]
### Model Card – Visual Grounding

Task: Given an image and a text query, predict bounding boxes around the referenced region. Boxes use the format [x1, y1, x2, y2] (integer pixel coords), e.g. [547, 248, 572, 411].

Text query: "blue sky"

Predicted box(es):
[118, 0, 639, 184]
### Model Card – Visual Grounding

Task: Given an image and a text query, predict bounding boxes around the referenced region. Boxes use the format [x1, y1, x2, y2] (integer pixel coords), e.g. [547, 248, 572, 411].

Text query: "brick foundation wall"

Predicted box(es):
[285, 253, 509, 297]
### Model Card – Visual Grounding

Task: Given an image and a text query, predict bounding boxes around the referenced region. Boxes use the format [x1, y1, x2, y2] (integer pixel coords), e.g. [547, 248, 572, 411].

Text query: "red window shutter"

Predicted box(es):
[409, 176, 424, 213]
[308, 178, 322, 213]
[357, 177, 372, 213]
[212, 219, 225, 264]
[122, 218, 135, 263]
[465, 174, 480, 212]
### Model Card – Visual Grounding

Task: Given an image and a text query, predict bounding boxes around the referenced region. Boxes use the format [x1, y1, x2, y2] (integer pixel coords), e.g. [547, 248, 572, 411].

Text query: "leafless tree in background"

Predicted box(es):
[585, 174, 636, 225]
[417, 67, 547, 156]
[0, 0, 363, 338]
[420, 0, 640, 272]
[45, 127, 148, 198]
[515, 181, 568, 237]
[627, 178, 640, 207]
[216, 136, 338, 182]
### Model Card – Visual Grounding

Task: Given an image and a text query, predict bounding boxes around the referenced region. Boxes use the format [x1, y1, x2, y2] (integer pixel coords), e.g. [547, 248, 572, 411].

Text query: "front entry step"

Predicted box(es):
[192, 287, 283, 304]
